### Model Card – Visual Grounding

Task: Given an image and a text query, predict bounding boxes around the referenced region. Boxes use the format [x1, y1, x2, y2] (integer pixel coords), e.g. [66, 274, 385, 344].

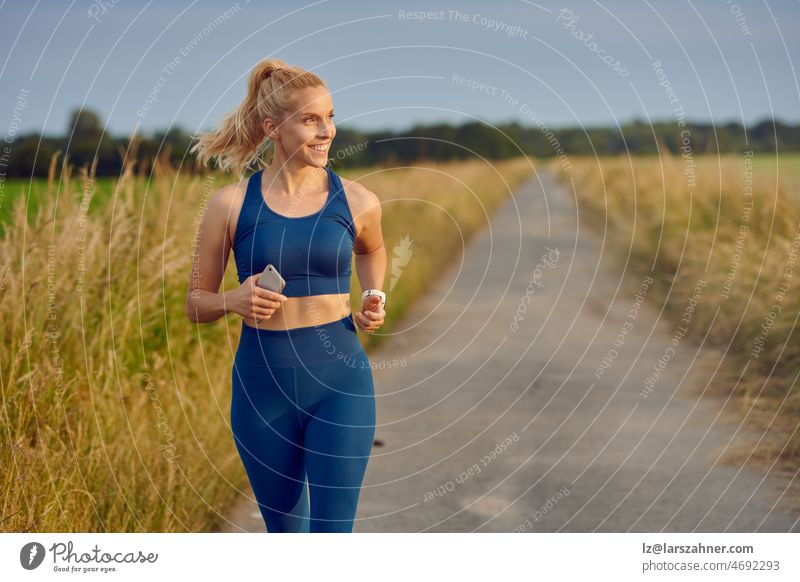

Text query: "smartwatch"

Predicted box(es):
[361, 289, 386, 308]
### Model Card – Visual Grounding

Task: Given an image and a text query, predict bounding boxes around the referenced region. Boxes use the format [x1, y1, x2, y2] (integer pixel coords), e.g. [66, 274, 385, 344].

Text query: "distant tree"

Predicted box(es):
[67, 108, 104, 141]
[63, 107, 118, 173]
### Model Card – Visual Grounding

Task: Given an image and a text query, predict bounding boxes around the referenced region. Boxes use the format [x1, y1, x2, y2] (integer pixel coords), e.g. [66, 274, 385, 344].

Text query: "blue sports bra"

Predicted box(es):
[232, 166, 356, 297]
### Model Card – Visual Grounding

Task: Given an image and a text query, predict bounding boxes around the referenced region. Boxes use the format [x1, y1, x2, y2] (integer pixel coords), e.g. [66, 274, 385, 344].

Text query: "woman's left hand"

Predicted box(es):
[354, 294, 385, 333]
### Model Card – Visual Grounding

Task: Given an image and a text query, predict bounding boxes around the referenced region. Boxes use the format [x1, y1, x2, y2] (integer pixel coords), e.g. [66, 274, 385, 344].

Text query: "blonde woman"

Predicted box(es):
[186, 58, 386, 532]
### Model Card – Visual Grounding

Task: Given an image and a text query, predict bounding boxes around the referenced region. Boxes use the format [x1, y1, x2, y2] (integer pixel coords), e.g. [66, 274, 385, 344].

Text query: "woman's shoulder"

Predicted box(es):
[337, 174, 381, 240]
[203, 174, 250, 247]
[338, 174, 380, 216]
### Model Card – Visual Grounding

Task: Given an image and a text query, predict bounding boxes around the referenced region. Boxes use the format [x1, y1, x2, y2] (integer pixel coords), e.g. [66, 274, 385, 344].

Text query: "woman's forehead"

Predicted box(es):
[292, 87, 333, 113]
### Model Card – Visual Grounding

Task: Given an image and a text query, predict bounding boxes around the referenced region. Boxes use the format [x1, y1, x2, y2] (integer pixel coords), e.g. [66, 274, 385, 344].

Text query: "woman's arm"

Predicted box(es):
[353, 187, 386, 292]
[350, 185, 386, 333]
[185, 186, 236, 323]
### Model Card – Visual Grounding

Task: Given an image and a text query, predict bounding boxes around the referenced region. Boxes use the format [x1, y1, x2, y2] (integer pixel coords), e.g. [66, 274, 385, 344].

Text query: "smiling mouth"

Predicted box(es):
[308, 144, 329, 152]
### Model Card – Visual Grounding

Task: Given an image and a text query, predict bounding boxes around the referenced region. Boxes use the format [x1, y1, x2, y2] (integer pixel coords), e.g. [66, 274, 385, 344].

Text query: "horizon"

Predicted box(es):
[21, 114, 800, 142]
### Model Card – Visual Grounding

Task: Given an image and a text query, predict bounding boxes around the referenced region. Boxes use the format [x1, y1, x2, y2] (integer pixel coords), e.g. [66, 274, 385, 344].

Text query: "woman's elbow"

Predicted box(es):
[184, 293, 199, 323]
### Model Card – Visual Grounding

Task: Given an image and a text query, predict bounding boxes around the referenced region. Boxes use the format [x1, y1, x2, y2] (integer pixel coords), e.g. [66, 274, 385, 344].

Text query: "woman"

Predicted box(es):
[184, 58, 387, 533]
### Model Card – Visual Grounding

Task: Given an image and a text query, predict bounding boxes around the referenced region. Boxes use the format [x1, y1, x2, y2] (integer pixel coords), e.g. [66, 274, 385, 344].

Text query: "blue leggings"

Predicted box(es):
[230, 313, 376, 533]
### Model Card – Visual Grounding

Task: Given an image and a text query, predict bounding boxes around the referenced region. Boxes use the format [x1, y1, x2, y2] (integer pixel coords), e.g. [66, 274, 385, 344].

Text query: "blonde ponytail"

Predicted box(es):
[190, 58, 326, 175]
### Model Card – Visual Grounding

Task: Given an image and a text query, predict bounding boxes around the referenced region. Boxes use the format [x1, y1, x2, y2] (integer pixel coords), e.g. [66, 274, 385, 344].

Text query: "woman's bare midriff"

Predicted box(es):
[242, 292, 351, 330]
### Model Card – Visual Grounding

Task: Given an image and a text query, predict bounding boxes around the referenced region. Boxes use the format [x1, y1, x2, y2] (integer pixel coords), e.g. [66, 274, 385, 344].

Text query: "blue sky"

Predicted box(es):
[1, 0, 797, 138]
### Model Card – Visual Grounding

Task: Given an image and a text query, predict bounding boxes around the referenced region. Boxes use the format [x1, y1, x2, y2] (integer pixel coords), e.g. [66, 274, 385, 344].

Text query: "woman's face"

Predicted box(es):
[271, 85, 335, 167]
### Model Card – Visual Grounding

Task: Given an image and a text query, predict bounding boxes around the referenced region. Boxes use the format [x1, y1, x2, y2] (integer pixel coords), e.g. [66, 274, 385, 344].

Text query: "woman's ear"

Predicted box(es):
[263, 117, 279, 141]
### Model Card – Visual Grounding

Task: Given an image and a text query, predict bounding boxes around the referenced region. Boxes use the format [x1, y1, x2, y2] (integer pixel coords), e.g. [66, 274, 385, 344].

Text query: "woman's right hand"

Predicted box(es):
[226, 274, 288, 322]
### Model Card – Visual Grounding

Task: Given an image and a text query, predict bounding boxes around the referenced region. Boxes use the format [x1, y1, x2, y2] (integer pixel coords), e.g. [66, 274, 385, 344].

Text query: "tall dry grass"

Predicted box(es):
[0, 153, 534, 532]
[552, 153, 800, 488]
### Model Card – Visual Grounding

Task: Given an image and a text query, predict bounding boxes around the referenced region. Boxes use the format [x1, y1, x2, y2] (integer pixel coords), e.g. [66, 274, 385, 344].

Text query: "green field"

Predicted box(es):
[0, 177, 119, 238]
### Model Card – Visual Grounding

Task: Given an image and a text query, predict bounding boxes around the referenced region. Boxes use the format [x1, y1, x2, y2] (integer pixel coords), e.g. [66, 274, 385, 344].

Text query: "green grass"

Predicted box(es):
[0, 177, 119, 239]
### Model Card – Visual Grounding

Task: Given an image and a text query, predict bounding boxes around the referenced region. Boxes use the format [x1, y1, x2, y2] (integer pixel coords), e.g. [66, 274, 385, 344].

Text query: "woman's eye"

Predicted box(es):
[303, 115, 333, 123]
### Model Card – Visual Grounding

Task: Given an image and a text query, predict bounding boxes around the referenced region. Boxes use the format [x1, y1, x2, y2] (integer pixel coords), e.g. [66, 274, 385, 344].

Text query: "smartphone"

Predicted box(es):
[257, 264, 286, 293]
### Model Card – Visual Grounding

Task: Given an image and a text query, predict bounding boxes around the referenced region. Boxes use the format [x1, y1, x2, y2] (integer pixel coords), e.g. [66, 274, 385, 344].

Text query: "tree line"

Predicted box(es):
[4, 107, 799, 178]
